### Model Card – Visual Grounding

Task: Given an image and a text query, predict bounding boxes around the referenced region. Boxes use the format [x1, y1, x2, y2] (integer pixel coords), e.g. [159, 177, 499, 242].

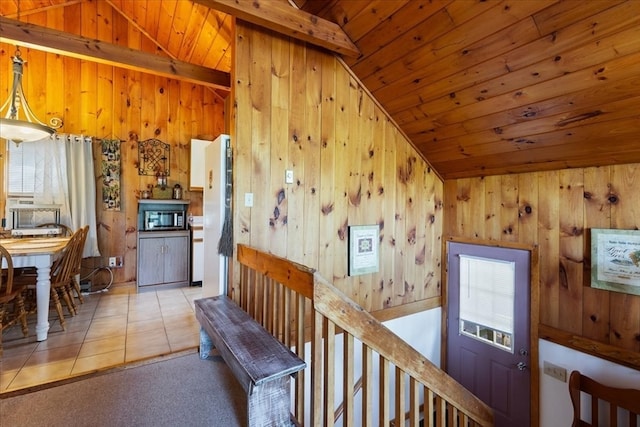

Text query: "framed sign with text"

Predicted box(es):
[591, 228, 640, 296]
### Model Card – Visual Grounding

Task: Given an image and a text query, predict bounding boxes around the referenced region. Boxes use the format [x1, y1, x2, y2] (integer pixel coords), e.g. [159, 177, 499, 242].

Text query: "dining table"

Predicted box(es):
[1, 236, 71, 341]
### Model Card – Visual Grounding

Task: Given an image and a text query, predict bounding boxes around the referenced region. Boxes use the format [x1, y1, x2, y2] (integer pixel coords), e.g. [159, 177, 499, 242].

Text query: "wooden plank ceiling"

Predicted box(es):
[2, 0, 639, 179]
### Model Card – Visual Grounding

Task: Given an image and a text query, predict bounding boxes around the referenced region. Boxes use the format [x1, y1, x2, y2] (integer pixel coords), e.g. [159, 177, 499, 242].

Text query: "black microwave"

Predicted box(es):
[143, 210, 186, 231]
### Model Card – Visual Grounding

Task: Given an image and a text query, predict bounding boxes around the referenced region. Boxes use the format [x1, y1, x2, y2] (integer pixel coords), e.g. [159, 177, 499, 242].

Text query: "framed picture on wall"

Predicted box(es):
[591, 228, 640, 296]
[348, 225, 380, 276]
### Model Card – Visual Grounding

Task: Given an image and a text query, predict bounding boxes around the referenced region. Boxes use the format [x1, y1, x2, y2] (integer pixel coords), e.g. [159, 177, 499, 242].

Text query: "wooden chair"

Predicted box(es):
[0, 245, 29, 356]
[17, 227, 86, 329]
[569, 370, 640, 427]
[67, 225, 88, 306]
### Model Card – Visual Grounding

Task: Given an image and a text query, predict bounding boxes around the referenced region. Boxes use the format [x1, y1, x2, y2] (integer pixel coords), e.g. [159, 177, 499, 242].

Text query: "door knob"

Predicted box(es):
[516, 362, 527, 371]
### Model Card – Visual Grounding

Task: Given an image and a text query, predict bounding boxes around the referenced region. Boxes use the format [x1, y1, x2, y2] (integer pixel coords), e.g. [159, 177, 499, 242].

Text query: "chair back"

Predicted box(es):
[569, 370, 640, 427]
[50, 228, 84, 286]
[0, 245, 15, 296]
[71, 226, 89, 278]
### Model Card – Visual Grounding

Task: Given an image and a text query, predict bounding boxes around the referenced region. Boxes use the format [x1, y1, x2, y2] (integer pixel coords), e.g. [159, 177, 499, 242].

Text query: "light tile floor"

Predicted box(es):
[0, 285, 202, 393]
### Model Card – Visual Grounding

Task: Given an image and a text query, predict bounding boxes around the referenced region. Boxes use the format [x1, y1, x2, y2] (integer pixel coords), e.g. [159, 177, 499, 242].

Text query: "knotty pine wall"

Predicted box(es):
[444, 165, 640, 367]
[231, 23, 443, 313]
[0, 1, 225, 287]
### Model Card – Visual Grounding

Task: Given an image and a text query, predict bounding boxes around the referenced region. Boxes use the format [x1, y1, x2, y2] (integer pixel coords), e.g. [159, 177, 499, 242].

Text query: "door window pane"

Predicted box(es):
[459, 255, 515, 352]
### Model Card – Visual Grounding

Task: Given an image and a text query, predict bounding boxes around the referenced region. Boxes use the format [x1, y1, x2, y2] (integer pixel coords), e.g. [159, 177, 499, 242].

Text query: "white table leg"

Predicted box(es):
[35, 260, 52, 341]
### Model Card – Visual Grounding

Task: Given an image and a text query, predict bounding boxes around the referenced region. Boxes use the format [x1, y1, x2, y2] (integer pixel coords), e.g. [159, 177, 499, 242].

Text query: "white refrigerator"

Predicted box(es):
[202, 134, 231, 297]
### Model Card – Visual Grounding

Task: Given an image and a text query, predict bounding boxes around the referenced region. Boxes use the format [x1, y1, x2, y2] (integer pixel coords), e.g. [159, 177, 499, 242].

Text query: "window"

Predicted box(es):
[458, 254, 515, 352]
[6, 139, 65, 198]
[7, 141, 37, 197]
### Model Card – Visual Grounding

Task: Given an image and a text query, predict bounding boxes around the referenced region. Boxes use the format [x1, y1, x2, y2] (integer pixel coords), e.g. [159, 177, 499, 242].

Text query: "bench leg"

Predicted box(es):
[199, 327, 215, 360]
[248, 376, 293, 427]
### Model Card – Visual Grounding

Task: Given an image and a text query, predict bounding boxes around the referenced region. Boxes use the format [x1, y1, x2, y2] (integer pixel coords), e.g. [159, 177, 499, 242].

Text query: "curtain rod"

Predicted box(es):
[54, 135, 125, 144]
[54, 134, 94, 144]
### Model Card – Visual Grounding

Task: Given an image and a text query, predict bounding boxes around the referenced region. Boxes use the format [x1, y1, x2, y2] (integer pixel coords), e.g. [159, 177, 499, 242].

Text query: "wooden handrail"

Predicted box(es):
[235, 244, 494, 426]
[314, 272, 494, 426]
[237, 244, 315, 299]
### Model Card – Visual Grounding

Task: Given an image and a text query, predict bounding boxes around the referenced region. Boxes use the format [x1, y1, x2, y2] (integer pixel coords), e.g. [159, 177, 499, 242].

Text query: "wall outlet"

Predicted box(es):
[543, 361, 567, 382]
[80, 280, 91, 292]
[245, 193, 254, 207]
[108, 257, 116, 267]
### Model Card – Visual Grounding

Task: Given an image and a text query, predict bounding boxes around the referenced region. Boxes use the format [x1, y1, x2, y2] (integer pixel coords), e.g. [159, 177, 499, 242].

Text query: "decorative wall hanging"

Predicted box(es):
[101, 139, 121, 211]
[591, 228, 640, 296]
[348, 224, 380, 276]
[138, 138, 170, 177]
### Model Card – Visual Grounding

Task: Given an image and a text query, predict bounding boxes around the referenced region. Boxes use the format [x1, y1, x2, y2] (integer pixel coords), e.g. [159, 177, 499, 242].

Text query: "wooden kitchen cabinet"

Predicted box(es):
[137, 231, 190, 288]
[189, 138, 212, 190]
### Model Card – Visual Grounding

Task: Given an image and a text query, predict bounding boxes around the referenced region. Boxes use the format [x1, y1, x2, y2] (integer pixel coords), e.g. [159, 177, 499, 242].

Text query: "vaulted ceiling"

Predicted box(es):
[2, 0, 639, 179]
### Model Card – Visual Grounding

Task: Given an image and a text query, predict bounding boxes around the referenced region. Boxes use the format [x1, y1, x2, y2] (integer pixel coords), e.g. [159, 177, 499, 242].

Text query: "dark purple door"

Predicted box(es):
[446, 242, 530, 427]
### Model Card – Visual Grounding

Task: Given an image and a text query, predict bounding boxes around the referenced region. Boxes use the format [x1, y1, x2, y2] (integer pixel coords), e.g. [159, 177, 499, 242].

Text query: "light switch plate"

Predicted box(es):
[285, 170, 294, 184]
[244, 193, 254, 207]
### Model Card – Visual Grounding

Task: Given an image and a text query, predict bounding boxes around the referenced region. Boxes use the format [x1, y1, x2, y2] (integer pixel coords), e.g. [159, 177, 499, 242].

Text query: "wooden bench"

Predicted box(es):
[569, 370, 640, 427]
[195, 296, 306, 426]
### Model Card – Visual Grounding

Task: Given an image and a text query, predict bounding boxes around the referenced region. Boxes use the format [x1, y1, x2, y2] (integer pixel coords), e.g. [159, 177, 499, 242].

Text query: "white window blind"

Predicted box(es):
[459, 254, 515, 334]
[7, 141, 37, 196]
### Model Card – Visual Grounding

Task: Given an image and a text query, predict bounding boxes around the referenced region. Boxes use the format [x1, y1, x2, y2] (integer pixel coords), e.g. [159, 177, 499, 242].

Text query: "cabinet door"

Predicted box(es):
[138, 237, 166, 286]
[190, 139, 212, 190]
[163, 236, 189, 283]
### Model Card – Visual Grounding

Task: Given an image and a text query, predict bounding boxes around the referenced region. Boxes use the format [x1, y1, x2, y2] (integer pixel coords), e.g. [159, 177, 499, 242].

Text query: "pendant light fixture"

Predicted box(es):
[0, 46, 62, 145]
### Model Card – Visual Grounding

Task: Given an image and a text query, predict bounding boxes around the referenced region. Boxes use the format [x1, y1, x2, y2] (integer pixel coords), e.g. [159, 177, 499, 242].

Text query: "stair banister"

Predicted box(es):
[235, 244, 494, 426]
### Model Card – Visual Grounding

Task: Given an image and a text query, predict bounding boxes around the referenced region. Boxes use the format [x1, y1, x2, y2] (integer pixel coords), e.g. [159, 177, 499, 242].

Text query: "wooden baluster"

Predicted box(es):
[311, 310, 324, 426]
[324, 318, 335, 426]
[380, 357, 390, 426]
[343, 332, 354, 426]
[362, 345, 373, 427]
[425, 389, 435, 427]
[395, 366, 406, 427]
[435, 395, 445, 427]
[409, 378, 420, 426]
[294, 292, 306, 422]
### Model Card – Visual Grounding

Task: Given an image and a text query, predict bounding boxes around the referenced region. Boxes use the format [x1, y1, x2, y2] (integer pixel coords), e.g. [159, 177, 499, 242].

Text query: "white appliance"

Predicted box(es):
[202, 134, 231, 297]
[190, 216, 204, 284]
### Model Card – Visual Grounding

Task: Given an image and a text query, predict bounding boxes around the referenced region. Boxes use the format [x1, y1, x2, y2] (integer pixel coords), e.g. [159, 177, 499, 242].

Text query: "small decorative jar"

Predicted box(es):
[141, 189, 151, 199]
[172, 184, 183, 200]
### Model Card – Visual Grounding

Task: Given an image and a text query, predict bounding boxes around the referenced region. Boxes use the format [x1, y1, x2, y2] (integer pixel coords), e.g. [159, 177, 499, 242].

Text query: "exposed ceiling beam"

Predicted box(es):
[194, 0, 360, 57]
[104, 0, 228, 101]
[0, 16, 231, 90]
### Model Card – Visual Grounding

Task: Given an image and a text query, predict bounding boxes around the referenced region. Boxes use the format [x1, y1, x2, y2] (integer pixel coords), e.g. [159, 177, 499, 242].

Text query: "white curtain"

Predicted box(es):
[33, 134, 101, 257]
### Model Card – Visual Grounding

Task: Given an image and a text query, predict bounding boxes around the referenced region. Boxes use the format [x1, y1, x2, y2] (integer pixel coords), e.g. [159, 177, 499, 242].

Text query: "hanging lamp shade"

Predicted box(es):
[0, 47, 62, 144]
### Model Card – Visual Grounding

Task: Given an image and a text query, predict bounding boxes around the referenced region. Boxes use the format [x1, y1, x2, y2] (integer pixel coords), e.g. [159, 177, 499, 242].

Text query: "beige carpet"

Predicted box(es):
[0, 350, 247, 426]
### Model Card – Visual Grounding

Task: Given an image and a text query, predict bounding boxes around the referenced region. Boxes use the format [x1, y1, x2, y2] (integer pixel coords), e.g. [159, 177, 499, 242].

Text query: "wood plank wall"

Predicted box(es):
[232, 22, 443, 313]
[444, 165, 640, 363]
[0, 1, 225, 287]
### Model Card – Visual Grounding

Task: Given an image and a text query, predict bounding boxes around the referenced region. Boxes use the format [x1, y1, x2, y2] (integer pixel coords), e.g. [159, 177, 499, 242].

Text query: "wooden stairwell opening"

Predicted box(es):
[234, 244, 494, 427]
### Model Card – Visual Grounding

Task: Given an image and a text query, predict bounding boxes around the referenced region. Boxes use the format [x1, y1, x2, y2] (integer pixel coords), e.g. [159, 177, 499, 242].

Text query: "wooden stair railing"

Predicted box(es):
[235, 244, 494, 427]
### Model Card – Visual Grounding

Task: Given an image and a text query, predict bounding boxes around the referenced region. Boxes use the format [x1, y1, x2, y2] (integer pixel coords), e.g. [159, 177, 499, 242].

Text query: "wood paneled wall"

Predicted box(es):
[444, 165, 640, 363]
[0, 1, 225, 286]
[231, 23, 443, 313]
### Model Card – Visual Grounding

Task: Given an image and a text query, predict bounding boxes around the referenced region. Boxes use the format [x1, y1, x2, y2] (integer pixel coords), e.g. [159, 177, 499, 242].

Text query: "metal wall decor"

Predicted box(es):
[138, 138, 170, 177]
